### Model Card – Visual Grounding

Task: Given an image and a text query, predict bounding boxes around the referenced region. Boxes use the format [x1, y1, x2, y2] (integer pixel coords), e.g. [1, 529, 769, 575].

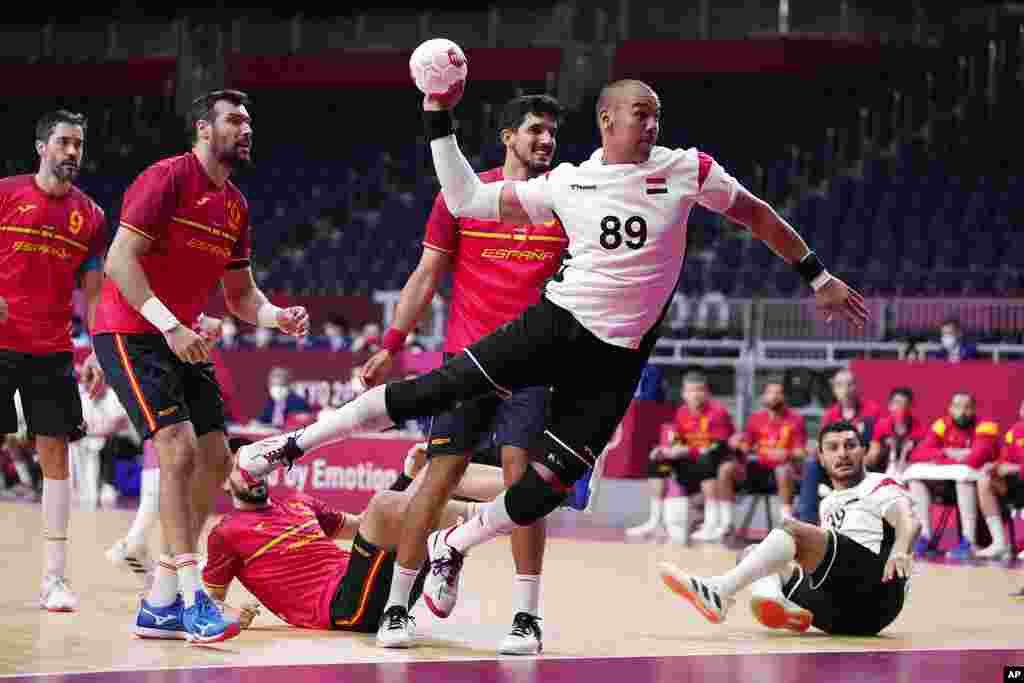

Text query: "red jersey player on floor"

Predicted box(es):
[0, 110, 108, 613]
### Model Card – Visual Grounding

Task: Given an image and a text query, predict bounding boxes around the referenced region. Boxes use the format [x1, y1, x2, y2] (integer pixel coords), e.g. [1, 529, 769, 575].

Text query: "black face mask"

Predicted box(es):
[953, 415, 975, 430]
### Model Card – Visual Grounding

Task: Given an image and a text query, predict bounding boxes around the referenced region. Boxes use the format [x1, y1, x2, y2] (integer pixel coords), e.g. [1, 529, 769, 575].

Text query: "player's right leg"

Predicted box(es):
[907, 479, 933, 555]
[626, 450, 671, 538]
[93, 334, 238, 643]
[14, 350, 86, 612]
[108, 441, 159, 588]
[659, 517, 828, 625]
[976, 474, 1011, 559]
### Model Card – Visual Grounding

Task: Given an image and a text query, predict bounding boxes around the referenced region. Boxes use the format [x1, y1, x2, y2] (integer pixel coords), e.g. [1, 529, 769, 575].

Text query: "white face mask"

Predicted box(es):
[222, 323, 237, 339]
[941, 333, 958, 350]
[269, 385, 288, 401]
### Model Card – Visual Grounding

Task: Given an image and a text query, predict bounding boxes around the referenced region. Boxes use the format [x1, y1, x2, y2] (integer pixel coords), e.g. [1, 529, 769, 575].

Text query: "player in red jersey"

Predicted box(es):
[92, 90, 308, 644]
[903, 391, 999, 560]
[628, 371, 734, 543]
[201, 439, 506, 634]
[720, 380, 807, 530]
[796, 369, 881, 523]
[974, 399, 1024, 560]
[358, 94, 566, 653]
[866, 387, 926, 476]
[0, 110, 108, 612]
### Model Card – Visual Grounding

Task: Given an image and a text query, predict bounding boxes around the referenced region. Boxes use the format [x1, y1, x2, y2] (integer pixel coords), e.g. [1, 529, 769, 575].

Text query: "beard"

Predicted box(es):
[213, 135, 253, 170]
[953, 415, 975, 430]
[512, 144, 551, 176]
[232, 482, 268, 505]
[52, 161, 79, 182]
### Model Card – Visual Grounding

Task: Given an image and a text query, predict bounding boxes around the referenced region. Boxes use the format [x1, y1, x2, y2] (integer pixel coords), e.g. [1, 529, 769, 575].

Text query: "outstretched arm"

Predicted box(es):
[724, 187, 868, 327]
[882, 496, 919, 582]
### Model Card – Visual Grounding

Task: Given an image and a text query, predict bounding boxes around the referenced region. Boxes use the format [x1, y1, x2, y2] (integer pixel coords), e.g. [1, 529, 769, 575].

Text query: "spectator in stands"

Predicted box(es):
[721, 380, 807, 534]
[928, 318, 979, 363]
[867, 387, 926, 476]
[256, 367, 312, 430]
[796, 369, 881, 523]
[627, 372, 733, 543]
[351, 323, 381, 353]
[252, 326, 279, 349]
[901, 338, 926, 362]
[974, 399, 1024, 560]
[323, 315, 352, 352]
[904, 392, 1000, 560]
[216, 316, 250, 351]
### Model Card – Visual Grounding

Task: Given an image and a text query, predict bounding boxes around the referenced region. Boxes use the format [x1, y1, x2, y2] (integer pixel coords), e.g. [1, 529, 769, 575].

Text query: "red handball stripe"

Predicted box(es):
[697, 152, 714, 190]
[382, 328, 407, 354]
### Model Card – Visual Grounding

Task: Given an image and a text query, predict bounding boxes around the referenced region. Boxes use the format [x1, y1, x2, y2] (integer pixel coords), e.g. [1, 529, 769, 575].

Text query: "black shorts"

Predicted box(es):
[674, 445, 732, 493]
[1004, 475, 1024, 508]
[426, 355, 549, 459]
[0, 349, 84, 440]
[385, 296, 661, 484]
[740, 461, 780, 494]
[93, 333, 226, 440]
[331, 533, 424, 632]
[783, 529, 907, 636]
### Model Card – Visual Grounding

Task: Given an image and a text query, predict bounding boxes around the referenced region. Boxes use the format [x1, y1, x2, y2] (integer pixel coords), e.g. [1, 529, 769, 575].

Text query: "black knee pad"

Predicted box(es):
[648, 458, 675, 478]
[505, 466, 568, 526]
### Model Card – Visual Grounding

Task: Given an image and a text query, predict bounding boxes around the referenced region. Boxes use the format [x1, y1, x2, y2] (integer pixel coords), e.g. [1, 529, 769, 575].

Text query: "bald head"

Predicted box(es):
[596, 79, 657, 127]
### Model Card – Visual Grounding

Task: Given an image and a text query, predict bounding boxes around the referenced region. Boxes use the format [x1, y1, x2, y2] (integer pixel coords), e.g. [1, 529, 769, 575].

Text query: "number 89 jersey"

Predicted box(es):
[514, 146, 739, 350]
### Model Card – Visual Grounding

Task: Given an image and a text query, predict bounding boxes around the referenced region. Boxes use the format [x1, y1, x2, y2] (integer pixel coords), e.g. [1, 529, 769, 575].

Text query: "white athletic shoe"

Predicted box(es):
[625, 517, 663, 537]
[1017, 547, 1024, 561]
[976, 543, 1011, 560]
[749, 576, 812, 633]
[422, 529, 464, 618]
[701, 525, 733, 543]
[498, 612, 543, 655]
[106, 539, 154, 588]
[40, 575, 78, 612]
[376, 605, 415, 648]
[657, 562, 732, 624]
[691, 524, 719, 542]
[666, 524, 690, 544]
[236, 431, 304, 480]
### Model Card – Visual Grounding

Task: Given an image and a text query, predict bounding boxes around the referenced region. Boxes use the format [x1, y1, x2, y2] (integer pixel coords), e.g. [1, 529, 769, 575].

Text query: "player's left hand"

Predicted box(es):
[883, 551, 912, 582]
[277, 306, 310, 336]
[238, 601, 261, 629]
[80, 351, 105, 400]
[815, 277, 868, 328]
[422, 79, 465, 111]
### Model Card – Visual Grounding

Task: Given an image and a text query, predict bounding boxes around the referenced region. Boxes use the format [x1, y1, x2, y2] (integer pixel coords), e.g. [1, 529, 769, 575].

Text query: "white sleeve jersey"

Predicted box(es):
[819, 471, 911, 556]
[514, 146, 739, 349]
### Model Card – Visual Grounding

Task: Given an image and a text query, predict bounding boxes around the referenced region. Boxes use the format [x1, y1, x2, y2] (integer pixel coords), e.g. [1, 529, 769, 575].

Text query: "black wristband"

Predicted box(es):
[423, 110, 456, 141]
[794, 251, 826, 285]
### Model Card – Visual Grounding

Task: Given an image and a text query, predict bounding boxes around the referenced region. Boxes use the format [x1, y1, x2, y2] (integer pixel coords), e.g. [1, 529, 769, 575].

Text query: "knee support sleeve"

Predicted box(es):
[504, 466, 568, 526]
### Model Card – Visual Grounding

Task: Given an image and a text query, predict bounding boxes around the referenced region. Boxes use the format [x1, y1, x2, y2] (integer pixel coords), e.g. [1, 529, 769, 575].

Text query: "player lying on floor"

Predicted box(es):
[658, 419, 920, 636]
[135, 441, 505, 638]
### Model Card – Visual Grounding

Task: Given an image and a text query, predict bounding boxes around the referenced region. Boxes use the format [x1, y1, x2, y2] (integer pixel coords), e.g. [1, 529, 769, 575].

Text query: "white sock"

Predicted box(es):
[909, 482, 932, 538]
[514, 574, 541, 617]
[126, 469, 160, 550]
[175, 554, 201, 606]
[81, 452, 100, 502]
[985, 515, 1007, 549]
[664, 496, 690, 533]
[148, 555, 179, 607]
[702, 497, 720, 530]
[42, 478, 70, 578]
[386, 563, 421, 611]
[15, 460, 32, 486]
[646, 497, 663, 525]
[956, 481, 978, 546]
[750, 572, 784, 599]
[296, 384, 394, 452]
[716, 528, 797, 598]
[445, 492, 516, 554]
[719, 499, 734, 530]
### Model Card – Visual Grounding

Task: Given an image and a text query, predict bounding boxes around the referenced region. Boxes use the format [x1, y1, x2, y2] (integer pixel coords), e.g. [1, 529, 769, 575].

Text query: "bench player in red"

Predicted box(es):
[0, 110, 107, 611]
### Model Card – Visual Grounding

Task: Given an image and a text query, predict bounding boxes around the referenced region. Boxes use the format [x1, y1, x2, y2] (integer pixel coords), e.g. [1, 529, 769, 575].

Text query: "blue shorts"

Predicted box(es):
[426, 355, 549, 460]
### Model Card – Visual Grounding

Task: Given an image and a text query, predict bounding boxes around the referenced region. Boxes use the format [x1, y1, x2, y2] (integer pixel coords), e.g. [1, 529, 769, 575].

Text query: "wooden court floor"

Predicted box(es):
[2, 500, 1023, 678]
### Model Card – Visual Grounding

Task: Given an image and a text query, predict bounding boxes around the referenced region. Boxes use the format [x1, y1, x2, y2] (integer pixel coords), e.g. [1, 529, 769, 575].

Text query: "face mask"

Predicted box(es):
[326, 328, 341, 339]
[941, 333, 957, 350]
[269, 385, 288, 401]
[953, 415, 974, 430]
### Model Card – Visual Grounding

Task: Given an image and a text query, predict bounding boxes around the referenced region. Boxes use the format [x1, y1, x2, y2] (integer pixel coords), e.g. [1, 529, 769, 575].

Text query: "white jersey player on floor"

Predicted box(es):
[237, 78, 868, 647]
[660, 420, 918, 636]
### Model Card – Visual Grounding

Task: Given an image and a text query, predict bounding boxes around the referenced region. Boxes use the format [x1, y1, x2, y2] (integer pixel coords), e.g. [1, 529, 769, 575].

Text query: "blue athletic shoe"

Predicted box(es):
[182, 591, 240, 644]
[947, 538, 975, 561]
[912, 536, 932, 557]
[135, 594, 187, 640]
[565, 469, 592, 511]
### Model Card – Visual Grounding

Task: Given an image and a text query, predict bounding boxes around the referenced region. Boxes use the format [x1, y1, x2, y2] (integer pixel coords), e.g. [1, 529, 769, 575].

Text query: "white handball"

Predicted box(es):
[410, 38, 468, 96]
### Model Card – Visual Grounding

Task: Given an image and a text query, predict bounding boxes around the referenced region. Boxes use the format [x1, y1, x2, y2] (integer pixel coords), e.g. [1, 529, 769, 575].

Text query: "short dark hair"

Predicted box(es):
[498, 94, 562, 142]
[889, 386, 914, 403]
[682, 370, 707, 386]
[36, 110, 87, 143]
[818, 420, 863, 449]
[188, 89, 250, 143]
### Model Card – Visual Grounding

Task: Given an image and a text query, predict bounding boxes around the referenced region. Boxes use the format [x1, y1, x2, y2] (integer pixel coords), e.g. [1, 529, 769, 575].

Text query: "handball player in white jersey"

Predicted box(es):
[238, 78, 868, 643]
[660, 420, 919, 636]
